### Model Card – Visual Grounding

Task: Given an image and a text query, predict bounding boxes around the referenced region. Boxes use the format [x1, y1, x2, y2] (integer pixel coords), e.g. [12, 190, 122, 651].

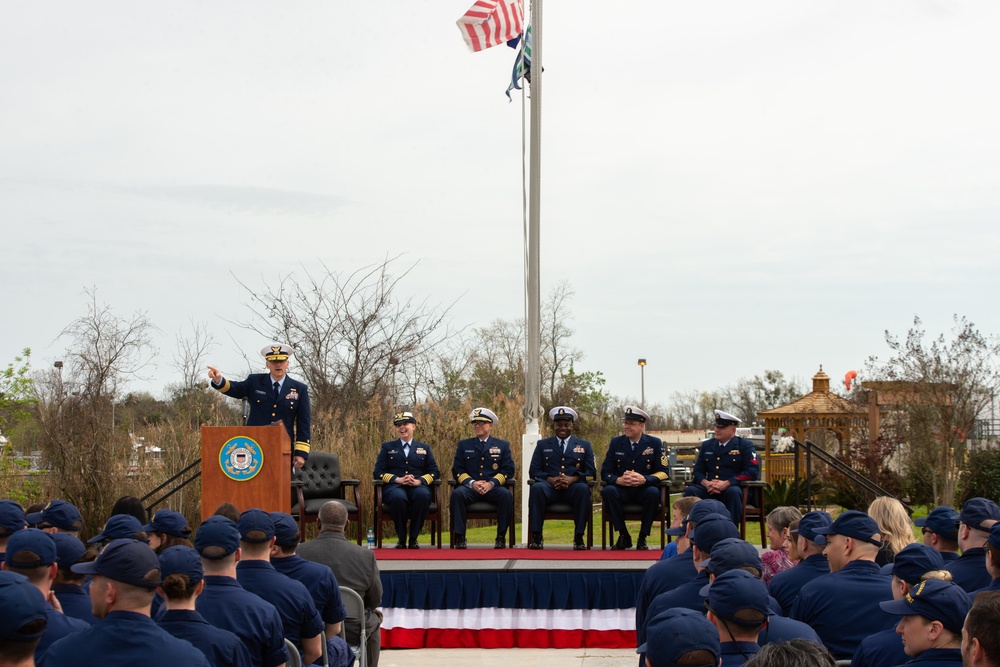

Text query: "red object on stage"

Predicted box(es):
[382, 628, 636, 650]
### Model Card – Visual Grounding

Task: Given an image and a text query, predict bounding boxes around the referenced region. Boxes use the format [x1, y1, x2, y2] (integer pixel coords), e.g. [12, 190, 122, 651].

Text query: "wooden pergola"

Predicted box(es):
[757, 366, 867, 482]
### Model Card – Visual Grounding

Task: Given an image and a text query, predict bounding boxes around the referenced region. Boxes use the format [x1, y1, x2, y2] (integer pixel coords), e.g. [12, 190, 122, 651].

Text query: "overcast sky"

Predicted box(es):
[2, 1, 999, 409]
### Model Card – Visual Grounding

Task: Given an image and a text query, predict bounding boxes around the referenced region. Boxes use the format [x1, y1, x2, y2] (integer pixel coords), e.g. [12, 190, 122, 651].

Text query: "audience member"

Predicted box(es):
[50, 532, 98, 626]
[743, 639, 835, 667]
[0, 570, 48, 667]
[637, 608, 721, 667]
[762, 506, 801, 584]
[143, 509, 194, 554]
[767, 510, 832, 616]
[0, 500, 26, 558]
[948, 498, 1000, 593]
[659, 496, 698, 561]
[963, 591, 1000, 667]
[87, 514, 148, 548]
[868, 496, 916, 565]
[976, 523, 1000, 596]
[915, 506, 961, 563]
[880, 579, 970, 667]
[703, 569, 768, 666]
[110, 496, 148, 525]
[25, 500, 82, 536]
[213, 502, 241, 523]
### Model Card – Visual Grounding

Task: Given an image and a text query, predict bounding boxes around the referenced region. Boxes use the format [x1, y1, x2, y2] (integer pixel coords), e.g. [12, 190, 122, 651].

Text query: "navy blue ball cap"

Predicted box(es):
[0, 571, 48, 641]
[959, 498, 1000, 532]
[888, 542, 946, 586]
[812, 510, 882, 547]
[194, 516, 240, 559]
[987, 523, 1000, 550]
[89, 514, 146, 544]
[664, 518, 688, 536]
[690, 515, 740, 553]
[72, 539, 160, 589]
[269, 512, 300, 547]
[637, 608, 720, 667]
[789, 510, 833, 542]
[688, 499, 729, 525]
[237, 509, 275, 543]
[701, 538, 761, 574]
[879, 579, 971, 634]
[702, 569, 770, 627]
[158, 546, 203, 585]
[143, 509, 192, 538]
[913, 506, 959, 541]
[4, 528, 57, 568]
[51, 533, 87, 568]
[26, 499, 82, 532]
[0, 500, 26, 537]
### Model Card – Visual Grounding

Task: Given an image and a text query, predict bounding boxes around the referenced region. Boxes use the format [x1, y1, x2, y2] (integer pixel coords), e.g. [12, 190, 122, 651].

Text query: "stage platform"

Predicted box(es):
[377, 544, 661, 650]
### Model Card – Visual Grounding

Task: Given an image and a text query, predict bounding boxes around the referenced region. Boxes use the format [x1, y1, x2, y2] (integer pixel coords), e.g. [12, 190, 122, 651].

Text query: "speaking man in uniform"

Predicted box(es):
[600, 406, 669, 551]
[373, 411, 440, 549]
[527, 406, 596, 550]
[450, 407, 515, 549]
[682, 410, 759, 526]
[208, 343, 310, 468]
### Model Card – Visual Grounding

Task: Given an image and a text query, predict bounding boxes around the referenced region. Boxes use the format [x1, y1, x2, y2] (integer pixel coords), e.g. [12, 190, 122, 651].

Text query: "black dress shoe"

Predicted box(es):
[494, 537, 506, 549]
[455, 535, 467, 549]
[408, 542, 420, 549]
[611, 533, 632, 550]
[636, 536, 649, 551]
[573, 534, 586, 551]
[394, 542, 407, 550]
[528, 532, 543, 550]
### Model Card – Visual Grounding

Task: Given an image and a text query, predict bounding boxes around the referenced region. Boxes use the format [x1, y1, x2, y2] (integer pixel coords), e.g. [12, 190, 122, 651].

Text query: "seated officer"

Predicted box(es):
[853, 543, 950, 667]
[450, 407, 515, 549]
[235, 510, 324, 665]
[193, 516, 288, 667]
[702, 570, 768, 666]
[638, 608, 721, 667]
[373, 411, 440, 549]
[270, 512, 353, 667]
[26, 499, 83, 536]
[2, 528, 89, 663]
[156, 546, 253, 667]
[879, 579, 971, 667]
[45, 539, 211, 667]
[790, 510, 894, 660]
[915, 506, 961, 563]
[600, 406, 669, 550]
[767, 510, 832, 616]
[682, 410, 759, 526]
[528, 406, 596, 550]
[51, 532, 98, 626]
[0, 570, 49, 666]
[946, 498, 1000, 593]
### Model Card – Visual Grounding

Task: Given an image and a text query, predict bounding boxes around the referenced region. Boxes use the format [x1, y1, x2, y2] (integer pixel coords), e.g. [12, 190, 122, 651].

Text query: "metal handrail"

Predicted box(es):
[140, 458, 202, 513]
[795, 440, 912, 514]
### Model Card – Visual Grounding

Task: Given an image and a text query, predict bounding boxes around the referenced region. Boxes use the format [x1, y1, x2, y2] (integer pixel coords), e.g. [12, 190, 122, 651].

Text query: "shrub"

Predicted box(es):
[957, 449, 1000, 505]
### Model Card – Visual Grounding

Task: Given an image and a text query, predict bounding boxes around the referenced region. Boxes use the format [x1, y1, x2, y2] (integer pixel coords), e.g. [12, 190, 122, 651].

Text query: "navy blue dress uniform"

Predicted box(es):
[450, 407, 515, 548]
[46, 539, 211, 667]
[374, 412, 441, 548]
[682, 410, 759, 526]
[193, 516, 289, 667]
[235, 510, 324, 658]
[790, 512, 895, 659]
[766, 511, 832, 615]
[600, 406, 669, 550]
[528, 406, 596, 550]
[210, 344, 311, 461]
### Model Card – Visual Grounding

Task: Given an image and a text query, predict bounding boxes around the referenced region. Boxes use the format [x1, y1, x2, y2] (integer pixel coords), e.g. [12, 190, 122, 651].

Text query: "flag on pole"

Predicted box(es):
[457, 0, 524, 52]
[505, 24, 532, 100]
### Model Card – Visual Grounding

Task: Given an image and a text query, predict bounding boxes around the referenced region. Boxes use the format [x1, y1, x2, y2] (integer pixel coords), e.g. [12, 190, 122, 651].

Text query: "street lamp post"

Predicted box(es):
[637, 359, 647, 409]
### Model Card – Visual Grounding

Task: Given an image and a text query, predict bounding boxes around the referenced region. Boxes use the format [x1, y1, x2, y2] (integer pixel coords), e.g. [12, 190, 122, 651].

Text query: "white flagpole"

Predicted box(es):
[521, 0, 542, 547]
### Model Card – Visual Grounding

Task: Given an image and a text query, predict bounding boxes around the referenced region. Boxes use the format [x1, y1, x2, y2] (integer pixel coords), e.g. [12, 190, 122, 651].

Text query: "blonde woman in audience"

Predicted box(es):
[762, 506, 802, 583]
[868, 496, 915, 565]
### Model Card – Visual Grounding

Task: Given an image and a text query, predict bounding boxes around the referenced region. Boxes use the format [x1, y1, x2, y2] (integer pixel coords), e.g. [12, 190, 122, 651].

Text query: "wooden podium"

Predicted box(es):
[201, 425, 291, 520]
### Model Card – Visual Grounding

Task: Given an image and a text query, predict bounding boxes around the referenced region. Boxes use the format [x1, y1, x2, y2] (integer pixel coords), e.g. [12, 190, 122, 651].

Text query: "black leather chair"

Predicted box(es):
[291, 451, 362, 544]
[526, 479, 596, 549]
[373, 479, 443, 549]
[740, 480, 768, 549]
[600, 479, 670, 550]
[447, 478, 517, 548]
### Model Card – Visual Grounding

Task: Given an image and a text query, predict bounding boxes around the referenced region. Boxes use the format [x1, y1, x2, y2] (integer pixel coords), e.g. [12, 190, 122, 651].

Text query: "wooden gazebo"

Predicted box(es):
[757, 366, 867, 482]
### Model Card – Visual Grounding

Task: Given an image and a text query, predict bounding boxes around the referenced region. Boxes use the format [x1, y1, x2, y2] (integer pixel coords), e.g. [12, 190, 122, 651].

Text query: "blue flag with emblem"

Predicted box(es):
[505, 24, 532, 100]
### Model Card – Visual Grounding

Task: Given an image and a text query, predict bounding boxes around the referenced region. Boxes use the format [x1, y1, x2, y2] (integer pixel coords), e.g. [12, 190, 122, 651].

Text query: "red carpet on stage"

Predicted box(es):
[375, 547, 662, 561]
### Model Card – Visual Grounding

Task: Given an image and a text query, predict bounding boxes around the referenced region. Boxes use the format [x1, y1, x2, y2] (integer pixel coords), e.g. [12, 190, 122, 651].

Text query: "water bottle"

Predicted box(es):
[366, 527, 375, 550]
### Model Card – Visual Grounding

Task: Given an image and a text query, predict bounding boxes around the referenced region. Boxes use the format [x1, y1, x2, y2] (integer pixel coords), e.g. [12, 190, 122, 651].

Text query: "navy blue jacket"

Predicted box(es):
[51, 583, 98, 626]
[374, 440, 440, 486]
[196, 575, 288, 667]
[272, 554, 347, 626]
[761, 614, 822, 646]
[530, 435, 596, 482]
[791, 559, 895, 659]
[945, 547, 990, 593]
[452, 437, 515, 486]
[37, 603, 90, 664]
[636, 550, 697, 643]
[768, 553, 830, 616]
[898, 648, 964, 667]
[852, 628, 908, 667]
[44, 610, 211, 667]
[213, 373, 310, 459]
[157, 609, 254, 667]
[600, 433, 669, 486]
[692, 435, 759, 485]
[720, 642, 760, 667]
[236, 560, 324, 650]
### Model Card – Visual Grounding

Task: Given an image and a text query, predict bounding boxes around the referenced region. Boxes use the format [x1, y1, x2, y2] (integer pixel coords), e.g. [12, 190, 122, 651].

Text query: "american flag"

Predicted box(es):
[457, 0, 524, 52]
